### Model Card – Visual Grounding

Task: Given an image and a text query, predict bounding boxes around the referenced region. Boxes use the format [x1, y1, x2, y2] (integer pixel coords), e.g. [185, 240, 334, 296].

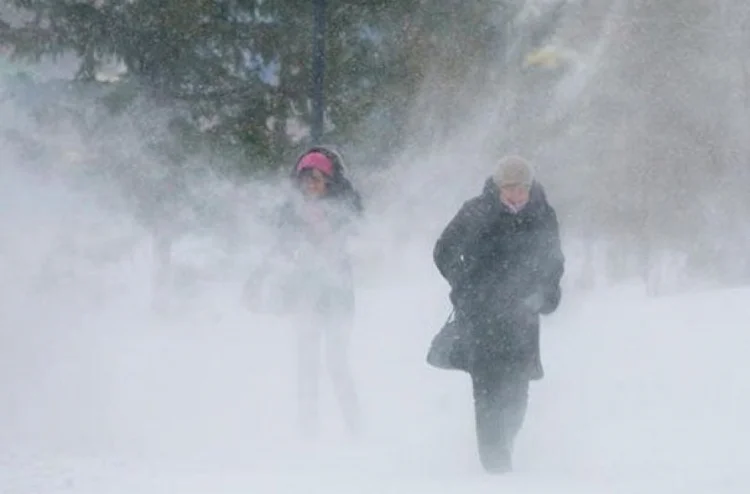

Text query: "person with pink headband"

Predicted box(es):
[245, 145, 364, 438]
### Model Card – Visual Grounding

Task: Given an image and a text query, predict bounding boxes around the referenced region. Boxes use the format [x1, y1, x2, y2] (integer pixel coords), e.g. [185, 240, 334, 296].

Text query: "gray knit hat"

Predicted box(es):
[493, 155, 534, 187]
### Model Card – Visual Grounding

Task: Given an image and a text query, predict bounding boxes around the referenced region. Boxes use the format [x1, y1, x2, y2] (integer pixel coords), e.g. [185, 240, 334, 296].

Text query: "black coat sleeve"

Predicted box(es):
[537, 204, 565, 314]
[433, 199, 490, 291]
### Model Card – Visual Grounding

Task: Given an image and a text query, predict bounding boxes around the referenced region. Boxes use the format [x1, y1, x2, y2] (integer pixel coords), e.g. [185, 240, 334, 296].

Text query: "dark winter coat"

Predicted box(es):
[433, 178, 564, 378]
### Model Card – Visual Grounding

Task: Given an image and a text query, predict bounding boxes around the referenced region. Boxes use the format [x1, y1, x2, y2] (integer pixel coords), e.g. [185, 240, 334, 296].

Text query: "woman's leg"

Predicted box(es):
[323, 307, 362, 436]
[296, 317, 323, 437]
[471, 365, 530, 473]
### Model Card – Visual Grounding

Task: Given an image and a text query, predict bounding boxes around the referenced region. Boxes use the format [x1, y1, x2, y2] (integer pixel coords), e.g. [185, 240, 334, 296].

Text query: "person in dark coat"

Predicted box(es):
[249, 145, 363, 438]
[432, 155, 564, 473]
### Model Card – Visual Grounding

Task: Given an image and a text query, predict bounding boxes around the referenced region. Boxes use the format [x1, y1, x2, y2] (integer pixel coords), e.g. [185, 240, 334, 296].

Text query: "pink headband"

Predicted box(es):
[296, 152, 334, 177]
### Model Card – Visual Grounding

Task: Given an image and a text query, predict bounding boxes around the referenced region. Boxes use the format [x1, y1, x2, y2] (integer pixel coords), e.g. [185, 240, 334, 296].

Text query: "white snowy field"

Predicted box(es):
[1, 244, 749, 494]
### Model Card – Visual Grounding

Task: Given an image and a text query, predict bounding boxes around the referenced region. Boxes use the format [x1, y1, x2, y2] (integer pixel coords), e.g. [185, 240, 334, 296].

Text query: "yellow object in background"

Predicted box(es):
[524, 46, 564, 69]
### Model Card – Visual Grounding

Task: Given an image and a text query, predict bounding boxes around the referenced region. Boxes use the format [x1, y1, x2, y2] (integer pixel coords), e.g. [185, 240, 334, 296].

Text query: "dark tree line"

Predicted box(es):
[0, 0, 568, 172]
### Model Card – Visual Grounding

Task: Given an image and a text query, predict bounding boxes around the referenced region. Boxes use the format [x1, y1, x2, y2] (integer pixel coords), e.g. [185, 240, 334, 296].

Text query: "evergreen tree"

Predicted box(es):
[0, 1, 569, 171]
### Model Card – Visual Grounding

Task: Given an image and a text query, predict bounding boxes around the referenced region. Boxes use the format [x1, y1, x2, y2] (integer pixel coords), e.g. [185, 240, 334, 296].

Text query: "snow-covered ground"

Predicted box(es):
[1, 146, 747, 492]
[1, 243, 748, 493]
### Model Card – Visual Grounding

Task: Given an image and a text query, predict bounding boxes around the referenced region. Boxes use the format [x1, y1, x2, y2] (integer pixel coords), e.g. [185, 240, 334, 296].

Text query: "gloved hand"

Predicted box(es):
[521, 291, 545, 313]
[539, 284, 561, 315]
[521, 284, 562, 315]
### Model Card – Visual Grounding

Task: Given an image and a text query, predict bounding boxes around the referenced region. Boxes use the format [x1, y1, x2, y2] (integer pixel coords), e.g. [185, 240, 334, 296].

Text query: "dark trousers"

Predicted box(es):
[470, 363, 530, 473]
